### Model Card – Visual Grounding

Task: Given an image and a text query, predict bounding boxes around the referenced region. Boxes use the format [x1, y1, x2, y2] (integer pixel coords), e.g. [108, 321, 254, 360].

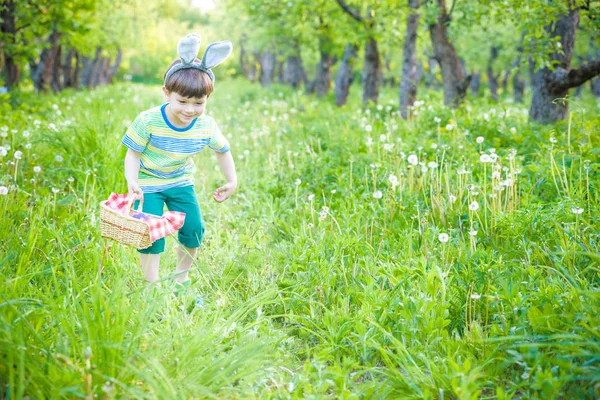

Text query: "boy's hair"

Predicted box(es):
[163, 58, 214, 98]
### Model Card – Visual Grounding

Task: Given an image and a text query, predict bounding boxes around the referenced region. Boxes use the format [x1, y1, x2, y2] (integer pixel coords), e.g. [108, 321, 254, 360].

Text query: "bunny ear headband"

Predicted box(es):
[164, 33, 233, 85]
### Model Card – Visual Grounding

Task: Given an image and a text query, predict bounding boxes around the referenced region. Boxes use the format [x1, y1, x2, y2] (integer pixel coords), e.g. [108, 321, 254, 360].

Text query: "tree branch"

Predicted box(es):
[550, 58, 600, 92]
[335, 0, 364, 23]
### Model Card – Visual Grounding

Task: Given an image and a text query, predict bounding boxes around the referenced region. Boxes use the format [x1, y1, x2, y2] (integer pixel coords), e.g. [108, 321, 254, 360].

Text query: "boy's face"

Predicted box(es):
[162, 88, 208, 126]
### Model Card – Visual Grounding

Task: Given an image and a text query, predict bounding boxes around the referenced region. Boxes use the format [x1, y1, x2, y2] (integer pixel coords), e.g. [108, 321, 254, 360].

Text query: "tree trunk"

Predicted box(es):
[33, 30, 62, 92]
[72, 51, 81, 89]
[284, 44, 307, 88]
[529, 7, 600, 123]
[0, 0, 20, 90]
[362, 36, 381, 105]
[315, 51, 335, 98]
[487, 46, 500, 101]
[513, 68, 525, 103]
[259, 50, 276, 87]
[51, 45, 63, 92]
[429, 0, 470, 107]
[105, 48, 122, 84]
[470, 72, 481, 96]
[399, 0, 420, 119]
[591, 76, 600, 97]
[334, 44, 358, 106]
[239, 35, 258, 81]
[63, 49, 74, 88]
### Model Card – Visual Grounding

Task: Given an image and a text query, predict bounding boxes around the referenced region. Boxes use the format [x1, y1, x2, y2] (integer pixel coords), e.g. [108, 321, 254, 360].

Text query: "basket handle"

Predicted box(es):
[126, 194, 144, 214]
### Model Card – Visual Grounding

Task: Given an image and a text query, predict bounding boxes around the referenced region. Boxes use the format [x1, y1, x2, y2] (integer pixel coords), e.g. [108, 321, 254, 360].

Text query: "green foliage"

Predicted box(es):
[0, 79, 599, 397]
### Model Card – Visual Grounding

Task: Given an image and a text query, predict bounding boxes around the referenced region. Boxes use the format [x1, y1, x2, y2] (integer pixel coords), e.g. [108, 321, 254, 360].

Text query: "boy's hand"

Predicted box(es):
[213, 182, 236, 202]
[128, 181, 143, 200]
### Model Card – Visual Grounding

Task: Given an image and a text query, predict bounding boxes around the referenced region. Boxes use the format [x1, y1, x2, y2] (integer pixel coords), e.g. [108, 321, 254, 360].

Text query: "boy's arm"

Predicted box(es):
[124, 149, 143, 199]
[213, 150, 237, 202]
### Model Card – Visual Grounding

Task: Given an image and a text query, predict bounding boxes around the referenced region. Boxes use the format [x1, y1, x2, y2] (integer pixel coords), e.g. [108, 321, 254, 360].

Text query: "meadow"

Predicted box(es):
[1, 80, 599, 399]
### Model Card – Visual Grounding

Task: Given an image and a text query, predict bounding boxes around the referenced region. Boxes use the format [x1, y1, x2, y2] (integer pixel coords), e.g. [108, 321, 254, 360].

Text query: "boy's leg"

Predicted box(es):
[140, 254, 161, 284]
[135, 192, 166, 283]
[164, 186, 205, 283]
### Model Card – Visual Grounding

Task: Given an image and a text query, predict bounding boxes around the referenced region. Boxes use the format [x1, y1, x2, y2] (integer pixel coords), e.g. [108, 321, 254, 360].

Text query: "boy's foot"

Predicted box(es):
[173, 279, 205, 310]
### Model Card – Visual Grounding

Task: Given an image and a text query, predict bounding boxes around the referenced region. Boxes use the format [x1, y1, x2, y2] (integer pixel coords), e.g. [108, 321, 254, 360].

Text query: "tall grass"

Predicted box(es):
[0, 80, 598, 398]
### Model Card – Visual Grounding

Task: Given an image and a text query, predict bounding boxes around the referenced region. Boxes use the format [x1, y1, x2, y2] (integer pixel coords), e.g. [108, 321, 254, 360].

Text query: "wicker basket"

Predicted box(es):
[100, 197, 153, 249]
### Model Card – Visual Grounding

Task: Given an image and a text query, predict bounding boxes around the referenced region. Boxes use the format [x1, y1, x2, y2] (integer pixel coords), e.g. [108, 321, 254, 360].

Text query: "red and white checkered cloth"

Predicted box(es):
[104, 193, 186, 242]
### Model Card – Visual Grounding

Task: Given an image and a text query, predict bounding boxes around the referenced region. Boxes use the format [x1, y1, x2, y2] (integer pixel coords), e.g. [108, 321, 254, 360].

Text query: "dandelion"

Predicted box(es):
[22, 130, 30, 138]
[55, 155, 64, 163]
[48, 123, 57, 131]
[366, 137, 374, 147]
[52, 188, 60, 194]
[438, 233, 449, 243]
[476, 136, 484, 144]
[571, 207, 584, 214]
[33, 166, 41, 173]
[373, 190, 383, 199]
[448, 195, 457, 203]
[0, 186, 8, 195]
[521, 372, 530, 380]
[67, 177, 75, 183]
[434, 117, 441, 123]
[308, 194, 315, 201]
[510, 127, 517, 134]
[471, 293, 481, 300]
[407, 154, 418, 165]
[379, 134, 387, 142]
[469, 230, 478, 236]
[389, 174, 399, 189]
[365, 125, 372, 132]
[33, 120, 41, 127]
[492, 171, 501, 179]
[295, 179, 301, 186]
[0, 147, 7, 157]
[428, 161, 438, 169]
[445, 123, 454, 131]
[14, 151, 23, 160]
[469, 201, 480, 211]
[550, 137, 557, 143]
[319, 206, 329, 222]
[383, 143, 394, 151]
[480, 154, 491, 163]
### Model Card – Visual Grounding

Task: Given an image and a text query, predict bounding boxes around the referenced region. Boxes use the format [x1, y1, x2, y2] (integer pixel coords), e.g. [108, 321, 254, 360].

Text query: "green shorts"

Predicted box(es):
[134, 185, 205, 254]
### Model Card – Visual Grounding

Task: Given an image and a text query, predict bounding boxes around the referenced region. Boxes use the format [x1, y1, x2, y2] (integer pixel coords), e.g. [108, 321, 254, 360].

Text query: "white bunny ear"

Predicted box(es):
[200, 41, 233, 70]
[178, 33, 202, 64]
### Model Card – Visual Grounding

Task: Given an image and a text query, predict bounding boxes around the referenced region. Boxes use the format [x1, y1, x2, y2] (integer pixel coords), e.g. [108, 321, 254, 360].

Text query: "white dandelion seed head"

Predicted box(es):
[550, 137, 557, 143]
[308, 194, 315, 201]
[373, 190, 383, 199]
[449, 195, 457, 204]
[492, 171, 501, 179]
[469, 230, 478, 236]
[471, 293, 481, 300]
[476, 136, 485, 144]
[571, 207, 584, 215]
[510, 127, 517, 134]
[295, 179, 301, 186]
[0, 186, 8, 195]
[469, 201, 480, 211]
[389, 174, 399, 188]
[22, 130, 30, 138]
[407, 154, 418, 165]
[14, 151, 23, 160]
[480, 154, 491, 163]
[366, 137, 374, 147]
[446, 123, 454, 131]
[428, 162, 438, 169]
[33, 166, 41, 173]
[0, 147, 7, 157]
[365, 125, 372, 132]
[379, 134, 387, 142]
[434, 117, 441, 123]
[55, 155, 64, 163]
[438, 233, 449, 243]
[52, 188, 60, 194]
[383, 143, 394, 151]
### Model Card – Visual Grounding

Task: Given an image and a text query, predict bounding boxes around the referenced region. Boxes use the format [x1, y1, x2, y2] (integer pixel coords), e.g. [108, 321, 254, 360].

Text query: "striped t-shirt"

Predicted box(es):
[121, 104, 230, 193]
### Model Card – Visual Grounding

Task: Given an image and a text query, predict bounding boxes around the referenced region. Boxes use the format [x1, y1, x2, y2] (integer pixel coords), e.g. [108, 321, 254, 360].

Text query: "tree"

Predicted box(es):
[528, 3, 600, 123]
[399, 0, 420, 118]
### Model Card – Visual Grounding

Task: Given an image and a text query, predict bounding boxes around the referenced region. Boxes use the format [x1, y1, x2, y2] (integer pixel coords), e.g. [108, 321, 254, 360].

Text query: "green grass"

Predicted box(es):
[1, 80, 599, 399]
